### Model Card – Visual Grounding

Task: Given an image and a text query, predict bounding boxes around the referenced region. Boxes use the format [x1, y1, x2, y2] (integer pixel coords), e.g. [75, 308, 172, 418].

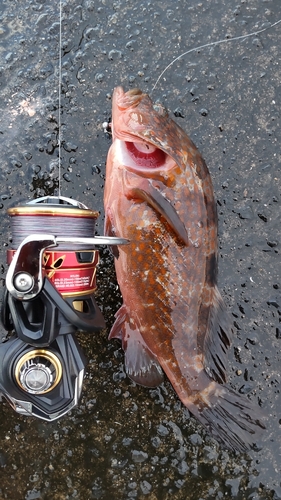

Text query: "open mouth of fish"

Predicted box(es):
[112, 137, 175, 174]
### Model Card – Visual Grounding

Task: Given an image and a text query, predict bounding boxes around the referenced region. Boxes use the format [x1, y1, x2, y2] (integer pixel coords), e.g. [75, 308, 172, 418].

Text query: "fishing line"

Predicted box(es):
[7, 206, 98, 249]
[152, 18, 281, 92]
[58, 0, 63, 196]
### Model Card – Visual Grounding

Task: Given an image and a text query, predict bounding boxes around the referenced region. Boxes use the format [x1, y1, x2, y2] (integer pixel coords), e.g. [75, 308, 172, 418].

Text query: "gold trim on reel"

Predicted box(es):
[14, 350, 62, 395]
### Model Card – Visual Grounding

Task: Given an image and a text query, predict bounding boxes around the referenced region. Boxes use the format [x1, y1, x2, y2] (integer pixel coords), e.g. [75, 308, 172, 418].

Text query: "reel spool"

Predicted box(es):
[0, 196, 128, 421]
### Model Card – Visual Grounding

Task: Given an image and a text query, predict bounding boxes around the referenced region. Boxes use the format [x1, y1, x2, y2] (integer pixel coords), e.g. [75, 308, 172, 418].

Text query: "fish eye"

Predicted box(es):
[125, 141, 166, 168]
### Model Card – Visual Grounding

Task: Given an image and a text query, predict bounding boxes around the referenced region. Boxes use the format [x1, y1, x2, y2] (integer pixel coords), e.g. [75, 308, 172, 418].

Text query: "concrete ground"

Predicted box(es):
[0, 0, 280, 498]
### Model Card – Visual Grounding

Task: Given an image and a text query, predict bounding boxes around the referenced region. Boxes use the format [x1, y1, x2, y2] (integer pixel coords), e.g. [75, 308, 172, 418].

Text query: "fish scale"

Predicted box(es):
[104, 86, 266, 452]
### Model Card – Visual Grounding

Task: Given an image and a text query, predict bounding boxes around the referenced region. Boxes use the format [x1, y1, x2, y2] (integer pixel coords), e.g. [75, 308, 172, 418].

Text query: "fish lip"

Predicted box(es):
[114, 86, 145, 110]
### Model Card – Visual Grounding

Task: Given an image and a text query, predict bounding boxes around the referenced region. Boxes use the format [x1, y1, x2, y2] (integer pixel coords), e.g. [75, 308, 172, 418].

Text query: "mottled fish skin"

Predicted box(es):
[104, 87, 265, 453]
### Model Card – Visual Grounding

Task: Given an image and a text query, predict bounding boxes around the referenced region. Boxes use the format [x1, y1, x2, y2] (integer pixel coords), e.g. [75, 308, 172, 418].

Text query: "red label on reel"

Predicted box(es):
[44, 249, 99, 296]
[7, 249, 99, 296]
[47, 266, 97, 295]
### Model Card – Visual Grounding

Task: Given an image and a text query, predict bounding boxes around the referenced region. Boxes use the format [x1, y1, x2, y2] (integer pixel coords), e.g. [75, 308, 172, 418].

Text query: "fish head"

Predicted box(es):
[108, 86, 181, 180]
[104, 87, 211, 247]
[104, 86, 193, 211]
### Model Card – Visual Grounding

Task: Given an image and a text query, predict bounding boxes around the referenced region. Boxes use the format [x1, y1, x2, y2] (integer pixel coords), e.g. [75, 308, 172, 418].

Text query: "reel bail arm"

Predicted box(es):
[6, 233, 129, 301]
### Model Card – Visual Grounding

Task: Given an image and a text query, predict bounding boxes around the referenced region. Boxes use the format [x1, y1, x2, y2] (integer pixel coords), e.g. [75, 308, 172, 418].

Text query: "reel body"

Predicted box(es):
[0, 196, 127, 421]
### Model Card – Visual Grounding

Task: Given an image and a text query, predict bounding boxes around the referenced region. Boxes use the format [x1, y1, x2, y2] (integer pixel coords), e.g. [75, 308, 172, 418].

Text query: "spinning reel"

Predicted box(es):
[0, 195, 127, 421]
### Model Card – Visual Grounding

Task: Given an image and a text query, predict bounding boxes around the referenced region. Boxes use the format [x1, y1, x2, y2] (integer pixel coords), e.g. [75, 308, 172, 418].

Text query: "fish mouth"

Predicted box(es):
[113, 129, 181, 179]
[126, 141, 165, 168]
[112, 87, 176, 173]
[115, 138, 171, 172]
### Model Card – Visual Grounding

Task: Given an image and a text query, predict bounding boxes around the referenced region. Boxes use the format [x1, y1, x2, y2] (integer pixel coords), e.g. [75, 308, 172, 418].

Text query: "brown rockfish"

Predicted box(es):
[104, 87, 265, 452]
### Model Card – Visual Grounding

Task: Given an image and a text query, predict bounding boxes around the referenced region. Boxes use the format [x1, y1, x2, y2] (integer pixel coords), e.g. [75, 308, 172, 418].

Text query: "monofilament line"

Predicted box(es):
[152, 18, 281, 92]
[58, 0, 62, 197]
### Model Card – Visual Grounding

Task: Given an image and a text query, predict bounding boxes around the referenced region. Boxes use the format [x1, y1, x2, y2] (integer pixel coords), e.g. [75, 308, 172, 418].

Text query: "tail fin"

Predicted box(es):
[190, 384, 266, 453]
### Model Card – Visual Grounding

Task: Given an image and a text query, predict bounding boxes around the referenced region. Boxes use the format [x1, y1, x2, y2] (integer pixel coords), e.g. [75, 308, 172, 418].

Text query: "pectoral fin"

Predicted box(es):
[127, 179, 188, 246]
[124, 332, 164, 387]
[108, 304, 126, 341]
[104, 208, 120, 259]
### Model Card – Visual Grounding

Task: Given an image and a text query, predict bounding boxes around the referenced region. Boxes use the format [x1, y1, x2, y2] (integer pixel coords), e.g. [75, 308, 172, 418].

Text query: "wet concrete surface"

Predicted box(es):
[0, 0, 281, 498]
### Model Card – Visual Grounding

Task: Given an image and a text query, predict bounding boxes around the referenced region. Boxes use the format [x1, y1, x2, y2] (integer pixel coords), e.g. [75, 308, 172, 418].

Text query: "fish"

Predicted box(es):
[103, 87, 266, 452]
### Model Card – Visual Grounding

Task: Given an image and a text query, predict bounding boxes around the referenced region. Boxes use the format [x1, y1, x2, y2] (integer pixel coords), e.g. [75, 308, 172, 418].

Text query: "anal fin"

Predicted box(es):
[203, 286, 233, 384]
